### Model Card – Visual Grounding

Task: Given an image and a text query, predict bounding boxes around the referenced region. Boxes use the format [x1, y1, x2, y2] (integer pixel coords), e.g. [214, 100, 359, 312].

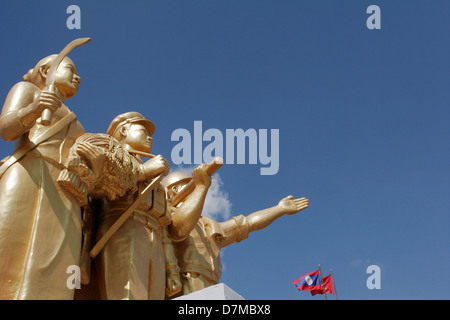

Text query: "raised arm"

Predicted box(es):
[168, 165, 211, 241]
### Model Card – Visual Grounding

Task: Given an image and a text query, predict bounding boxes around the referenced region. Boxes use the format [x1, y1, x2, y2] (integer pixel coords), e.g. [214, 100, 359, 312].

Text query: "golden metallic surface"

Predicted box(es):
[40, 38, 91, 125]
[0, 39, 310, 300]
[76, 112, 212, 300]
[0, 51, 85, 299]
[166, 168, 310, 296]
[89, 113, 170, 299]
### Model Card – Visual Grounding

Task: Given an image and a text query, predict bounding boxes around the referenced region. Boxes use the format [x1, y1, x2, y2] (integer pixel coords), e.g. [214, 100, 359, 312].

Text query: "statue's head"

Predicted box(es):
[23, 54, 81, 100]
[161, 172, 192, 203]
[107, 111, 155, 153]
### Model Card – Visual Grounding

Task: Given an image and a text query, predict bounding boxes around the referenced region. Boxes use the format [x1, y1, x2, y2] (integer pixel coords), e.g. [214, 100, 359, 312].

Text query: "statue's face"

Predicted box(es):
[122, 123, 153, 153]
[54, 58, 80, 99]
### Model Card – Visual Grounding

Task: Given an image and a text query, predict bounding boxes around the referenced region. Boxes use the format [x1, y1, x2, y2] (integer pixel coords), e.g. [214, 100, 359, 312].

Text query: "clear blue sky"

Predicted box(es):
[0, 1, 448, 300]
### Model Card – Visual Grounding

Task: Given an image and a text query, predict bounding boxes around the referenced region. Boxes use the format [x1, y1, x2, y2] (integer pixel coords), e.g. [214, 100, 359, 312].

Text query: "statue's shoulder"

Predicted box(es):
[9, 81, 39, 93]
[4, 81, 39, 105]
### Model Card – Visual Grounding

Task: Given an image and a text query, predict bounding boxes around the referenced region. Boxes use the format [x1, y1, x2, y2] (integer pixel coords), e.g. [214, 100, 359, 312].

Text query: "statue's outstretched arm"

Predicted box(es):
[247, 195, 309, 232]
[219, 196, 309, 248]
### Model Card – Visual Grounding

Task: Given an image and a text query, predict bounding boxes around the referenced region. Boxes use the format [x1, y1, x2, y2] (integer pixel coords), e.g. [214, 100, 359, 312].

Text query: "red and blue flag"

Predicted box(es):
[311, 275, 334, 296]
[292, 270, 323, 292]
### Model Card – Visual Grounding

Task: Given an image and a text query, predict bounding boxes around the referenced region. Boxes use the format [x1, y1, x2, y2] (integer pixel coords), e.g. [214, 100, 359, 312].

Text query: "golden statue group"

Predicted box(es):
[0, 38, 309, 300]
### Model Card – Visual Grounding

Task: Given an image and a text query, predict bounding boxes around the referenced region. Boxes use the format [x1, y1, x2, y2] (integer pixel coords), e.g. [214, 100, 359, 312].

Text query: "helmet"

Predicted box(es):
[107, 111, 155, 140]
[161, 172, 192, 189]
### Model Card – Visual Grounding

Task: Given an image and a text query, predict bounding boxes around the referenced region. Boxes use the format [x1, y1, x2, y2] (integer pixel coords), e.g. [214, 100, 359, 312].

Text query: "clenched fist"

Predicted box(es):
[33, 88, 62, 116]
[165, 272, 182, 298]
[140, 154, 170, 180]
[191, 163, 211, 188]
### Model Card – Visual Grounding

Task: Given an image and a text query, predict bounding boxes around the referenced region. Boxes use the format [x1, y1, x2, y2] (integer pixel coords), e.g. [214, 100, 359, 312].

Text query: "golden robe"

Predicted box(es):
[0, 82, 85, 299]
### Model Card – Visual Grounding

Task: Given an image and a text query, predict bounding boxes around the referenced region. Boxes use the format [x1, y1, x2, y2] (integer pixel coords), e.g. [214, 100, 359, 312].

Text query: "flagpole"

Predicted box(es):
[331, 268, 338, 300]
[318, 264, 327, 300]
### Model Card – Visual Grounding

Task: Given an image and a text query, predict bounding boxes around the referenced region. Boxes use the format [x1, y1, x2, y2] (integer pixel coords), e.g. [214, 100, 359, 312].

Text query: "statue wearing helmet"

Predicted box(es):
[84, 112, 211, 300]
[162, 171, 310, 297]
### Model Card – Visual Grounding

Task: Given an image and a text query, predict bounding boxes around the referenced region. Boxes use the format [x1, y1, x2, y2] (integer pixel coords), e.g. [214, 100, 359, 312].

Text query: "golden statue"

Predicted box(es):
[67, 112, 215, 300]
[0, 38, 310, 300]
[162, 172, 309, 296]
[0, 39, 90, 299]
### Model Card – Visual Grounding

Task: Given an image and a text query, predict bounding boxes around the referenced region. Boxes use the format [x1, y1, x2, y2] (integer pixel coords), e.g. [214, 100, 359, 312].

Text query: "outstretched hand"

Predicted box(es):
[278, 195, 309, 215]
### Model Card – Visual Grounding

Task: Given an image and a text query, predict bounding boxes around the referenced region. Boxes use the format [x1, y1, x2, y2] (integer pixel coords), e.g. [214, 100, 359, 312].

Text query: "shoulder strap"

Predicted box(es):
[0, 112, 77, 179]
[89, 173, 164, 259]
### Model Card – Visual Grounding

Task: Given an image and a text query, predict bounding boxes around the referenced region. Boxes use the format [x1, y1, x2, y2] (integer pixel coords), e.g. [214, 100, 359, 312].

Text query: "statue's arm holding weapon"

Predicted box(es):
[168, 158, 223, 242]
[0, 38, 90, 142]
[0, 82, 61, 141]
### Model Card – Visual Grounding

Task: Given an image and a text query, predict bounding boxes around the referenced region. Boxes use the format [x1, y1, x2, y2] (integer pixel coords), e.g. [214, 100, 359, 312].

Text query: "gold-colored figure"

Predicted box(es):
[162, 172, 310, 296]
[0, 39, 311, 301]
[0, 55, 85, 299]
[93, 112, 211, 300]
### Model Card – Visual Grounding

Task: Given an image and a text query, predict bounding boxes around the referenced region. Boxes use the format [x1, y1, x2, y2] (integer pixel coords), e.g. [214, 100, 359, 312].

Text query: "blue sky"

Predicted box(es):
[0, 1, 448, 300]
